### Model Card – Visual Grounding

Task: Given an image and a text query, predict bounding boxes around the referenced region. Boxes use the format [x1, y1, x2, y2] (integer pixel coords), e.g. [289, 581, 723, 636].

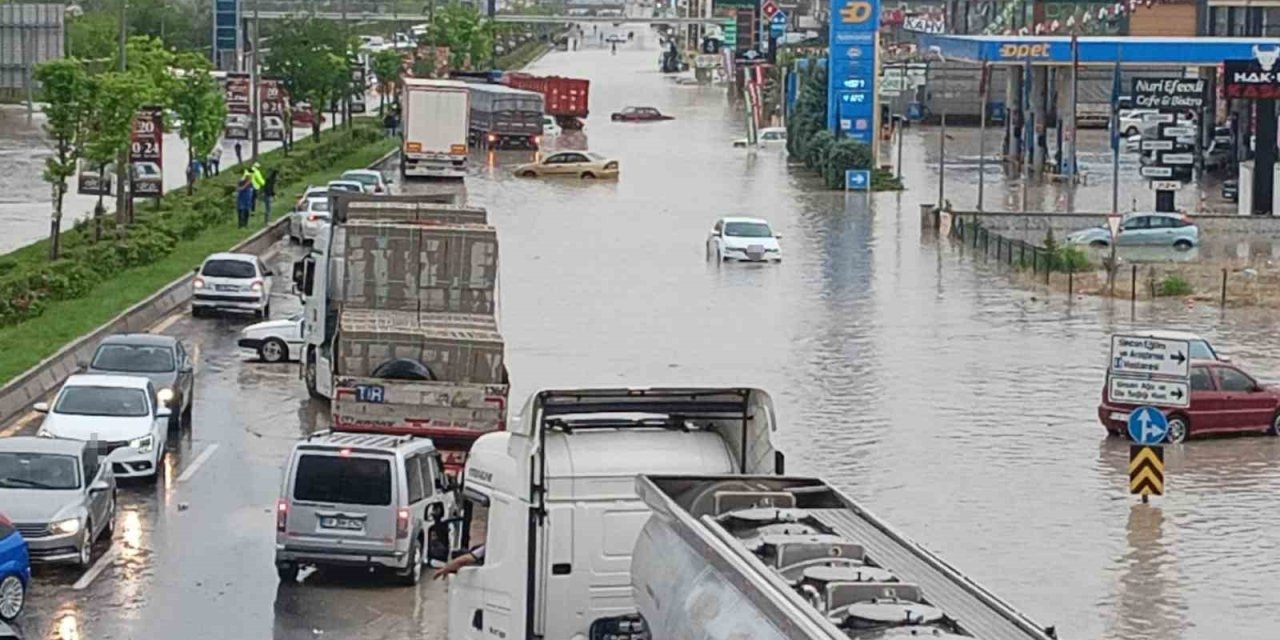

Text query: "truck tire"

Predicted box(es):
[305, 350, 325, 400]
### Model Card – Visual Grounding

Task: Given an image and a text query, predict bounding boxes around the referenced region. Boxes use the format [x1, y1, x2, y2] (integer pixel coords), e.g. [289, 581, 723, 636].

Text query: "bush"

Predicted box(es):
[804, 130, 834, 176]
[1157, 273, 1193, 296]
[824, 139, 874, 189]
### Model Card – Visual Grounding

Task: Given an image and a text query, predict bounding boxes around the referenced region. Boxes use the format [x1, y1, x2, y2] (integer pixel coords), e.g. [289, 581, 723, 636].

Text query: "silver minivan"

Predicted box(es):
[274, 432, 455, 585]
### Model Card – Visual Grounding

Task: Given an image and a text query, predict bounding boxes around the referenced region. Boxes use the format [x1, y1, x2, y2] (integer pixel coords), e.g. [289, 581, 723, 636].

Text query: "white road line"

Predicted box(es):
[150, 313, 182, 334]
[177, 443, 219, 483]
[73, 545, 120, 590]
[0, 411, 41, 438]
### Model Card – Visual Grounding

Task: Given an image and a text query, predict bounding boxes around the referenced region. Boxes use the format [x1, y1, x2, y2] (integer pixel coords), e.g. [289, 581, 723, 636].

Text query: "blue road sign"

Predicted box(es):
[1127, 406, 1169, 445]
[845, 169, 870, 191]
[771, 13, 787, 38]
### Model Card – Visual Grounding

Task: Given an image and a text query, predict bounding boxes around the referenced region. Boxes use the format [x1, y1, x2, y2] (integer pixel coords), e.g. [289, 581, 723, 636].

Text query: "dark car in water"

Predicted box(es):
[1098, 360, 1280, 442]
[86, 333, 194, 428]
[611, 106, 674, 122]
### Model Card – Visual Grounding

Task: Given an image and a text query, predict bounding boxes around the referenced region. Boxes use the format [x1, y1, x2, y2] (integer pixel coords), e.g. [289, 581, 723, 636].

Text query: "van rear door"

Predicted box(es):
[286, 450, 399, 552]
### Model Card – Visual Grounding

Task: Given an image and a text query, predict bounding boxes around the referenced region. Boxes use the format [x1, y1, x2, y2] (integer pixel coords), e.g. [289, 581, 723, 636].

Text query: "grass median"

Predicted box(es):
[0, 121, 397, 385]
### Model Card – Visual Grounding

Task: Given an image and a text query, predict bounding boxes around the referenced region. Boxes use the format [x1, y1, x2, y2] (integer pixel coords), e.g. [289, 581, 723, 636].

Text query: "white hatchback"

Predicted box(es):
[36, 374, 170, 481]
[192, 253, 274, 318]
[289, 197, 331, 244]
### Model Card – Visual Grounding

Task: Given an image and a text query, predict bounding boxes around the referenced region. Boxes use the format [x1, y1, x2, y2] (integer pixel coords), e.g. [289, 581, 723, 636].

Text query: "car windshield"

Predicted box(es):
[330, 183, 360, 192]
[308, 199, 330, 212]
[54, 386, 150, 417]
[0, 452, 80, 490]
[724, 222, 773, 238]
[91, 343, 175, 373]
[293, 454, 391, 506]
[202, 259, 256, 278]
[1189, 340, 1217, 360]
[344, 173, 379, 186]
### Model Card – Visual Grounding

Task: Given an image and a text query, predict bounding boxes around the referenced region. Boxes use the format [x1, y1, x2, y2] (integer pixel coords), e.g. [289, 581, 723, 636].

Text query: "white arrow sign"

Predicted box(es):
[1143, 113, 1174, 124]
[1110, 334, 1192, 378]
[1142, 139, 1174, 151]
[1108, 376, 1190, 408]
[1162, 125, 1197, 137]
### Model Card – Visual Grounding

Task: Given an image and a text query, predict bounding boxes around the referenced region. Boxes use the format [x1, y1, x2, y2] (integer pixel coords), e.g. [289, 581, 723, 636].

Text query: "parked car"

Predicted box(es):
[224, 113, 251, 139]
[1130, 330, 1225, 362]
[36, 375, 168, 482]
[733, 126, 787, 148]
[1098, 360, 1280, 442]
[542, 115, 562, 138]
[706, 217, 783, 262]
[340, 169, 390, 194]
[0, 513, 30, 620]
[512, 151, 619, 179]
[288, 197, 331, 244]
[0, 438, 116, 569]
[192, 253, 274, 318]
[85, 333, 194, 429]
[239, 313, 304, 363]
[1065, 212, 1198, 249]
[291, 103, 324, 128]
[261, 115, 286, 141]
[611, 106, 673, 122]
[274, 432, 455, 585]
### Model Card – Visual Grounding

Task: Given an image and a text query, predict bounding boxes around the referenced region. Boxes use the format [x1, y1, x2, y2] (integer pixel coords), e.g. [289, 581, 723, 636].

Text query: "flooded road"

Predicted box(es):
[7, 26, 1280, 640]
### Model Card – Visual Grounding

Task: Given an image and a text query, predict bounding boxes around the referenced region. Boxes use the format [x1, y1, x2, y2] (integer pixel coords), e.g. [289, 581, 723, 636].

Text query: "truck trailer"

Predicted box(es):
[466, 83, 544, 150]
[401, 78, 470, 178]
[503, 73, 590, 129]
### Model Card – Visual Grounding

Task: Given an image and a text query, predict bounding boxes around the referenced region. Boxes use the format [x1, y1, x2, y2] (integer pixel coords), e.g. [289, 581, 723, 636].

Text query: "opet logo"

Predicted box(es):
[999, 43, 1052, 59]
[839, 0, 874, 24]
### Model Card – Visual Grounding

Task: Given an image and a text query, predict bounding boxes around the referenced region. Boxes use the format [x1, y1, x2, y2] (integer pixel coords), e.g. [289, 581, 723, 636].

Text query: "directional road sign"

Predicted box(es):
[1162, 153, 1195, 165]
[1109, 376, 1190, 408]
[770, 12, 787, 37]
[1129, 445, 1165, 497]
[1142, 140, 1174, 151]
[1140, 166, 1174, 178]
[1163, 125, 1197, 137]
[1149, 180, 1183, 191]
[1127, 406, 1170, 444]
[845, 169, 870, 191]
[1110, 335, 1191, 378]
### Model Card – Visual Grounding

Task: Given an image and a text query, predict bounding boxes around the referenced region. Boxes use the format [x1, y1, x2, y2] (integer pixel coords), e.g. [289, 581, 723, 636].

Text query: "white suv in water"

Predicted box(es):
[192, 253, 274, 318]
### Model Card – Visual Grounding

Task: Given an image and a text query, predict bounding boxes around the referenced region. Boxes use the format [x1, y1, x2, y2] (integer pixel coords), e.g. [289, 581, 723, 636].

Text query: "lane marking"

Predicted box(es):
[73, 545, 120, 590]
[0, 411, 42, 438]
[150, 313, 182, 334]
[177, 443, 219, 483]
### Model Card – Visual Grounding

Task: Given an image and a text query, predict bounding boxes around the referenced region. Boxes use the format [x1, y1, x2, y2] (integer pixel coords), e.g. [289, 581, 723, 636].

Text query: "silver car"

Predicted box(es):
[1066, 212, 1199, 250]
[0, 437, 115, 567]
[85, 333, 195, 429]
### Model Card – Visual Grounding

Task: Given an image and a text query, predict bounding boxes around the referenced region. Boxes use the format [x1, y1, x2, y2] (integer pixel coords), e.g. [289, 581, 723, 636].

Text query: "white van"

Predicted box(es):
[274, 432, 457, 585]
[445, 387, 782, 640]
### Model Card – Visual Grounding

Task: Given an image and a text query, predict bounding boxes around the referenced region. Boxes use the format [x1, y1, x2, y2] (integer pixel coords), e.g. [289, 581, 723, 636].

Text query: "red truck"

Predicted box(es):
[503, 73, 590, 129]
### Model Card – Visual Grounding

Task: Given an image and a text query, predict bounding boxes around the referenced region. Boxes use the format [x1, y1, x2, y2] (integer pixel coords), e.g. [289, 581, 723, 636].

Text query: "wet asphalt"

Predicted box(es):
[4, 24, 1280, 640]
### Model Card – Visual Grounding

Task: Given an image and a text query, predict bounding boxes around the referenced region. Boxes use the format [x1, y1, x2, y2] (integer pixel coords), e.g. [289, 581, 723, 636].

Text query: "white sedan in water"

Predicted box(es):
[706, 217, 782, 262]
[238, 313, 304, 363]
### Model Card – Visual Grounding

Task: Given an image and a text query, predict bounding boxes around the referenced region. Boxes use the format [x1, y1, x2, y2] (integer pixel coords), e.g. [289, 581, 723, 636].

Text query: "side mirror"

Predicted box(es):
[180, 360, 193, 374]
[263, 269, 274, 277]
[34, 402, 49, 413]
[156, 407, 173, 419]
[90, 479, 111, 493]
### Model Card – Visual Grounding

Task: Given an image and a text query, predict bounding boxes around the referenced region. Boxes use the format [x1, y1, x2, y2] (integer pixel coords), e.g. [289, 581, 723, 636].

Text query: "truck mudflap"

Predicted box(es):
[332, 377, 508, 471]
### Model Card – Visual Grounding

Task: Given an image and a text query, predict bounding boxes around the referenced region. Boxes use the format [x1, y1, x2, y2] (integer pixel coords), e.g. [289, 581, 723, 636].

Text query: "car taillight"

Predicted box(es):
[308, 214, 320, 222]
[193, 277, 205, 289]
[487, 134, 497, 143]
[276, 499, 288, 532]
[396, 508, 410, 539]
[251, 280, 263, 292]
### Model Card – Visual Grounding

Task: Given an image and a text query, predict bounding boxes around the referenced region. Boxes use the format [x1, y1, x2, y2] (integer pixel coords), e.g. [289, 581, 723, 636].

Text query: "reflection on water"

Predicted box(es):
[54, 610, 79, 640]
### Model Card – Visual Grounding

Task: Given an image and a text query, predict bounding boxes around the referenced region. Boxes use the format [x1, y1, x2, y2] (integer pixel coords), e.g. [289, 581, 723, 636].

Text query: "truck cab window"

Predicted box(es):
[460, 492, 490, 563]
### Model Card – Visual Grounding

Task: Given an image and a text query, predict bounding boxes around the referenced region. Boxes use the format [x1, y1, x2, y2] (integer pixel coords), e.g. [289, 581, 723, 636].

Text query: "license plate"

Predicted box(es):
[320, 516, 363, 531]
[1109, 412, 1129, 421]
[215, 284, 240, 292]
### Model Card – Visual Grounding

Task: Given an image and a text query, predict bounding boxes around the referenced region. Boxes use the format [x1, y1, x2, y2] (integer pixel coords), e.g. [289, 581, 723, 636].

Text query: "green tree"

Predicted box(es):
[429, 4, 494, 70]
[83, 72, 154, 230]
[169, 53, 228, 194]
[265, 18, 352, 139]
[371, 49, 404, 115]
[34, 59, 92, 259]
[66, 11, 118, 60]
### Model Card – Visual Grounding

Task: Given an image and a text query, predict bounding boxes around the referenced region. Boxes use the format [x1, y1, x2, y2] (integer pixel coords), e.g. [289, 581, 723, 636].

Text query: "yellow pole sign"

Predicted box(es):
[1129, 445, 1165, 499]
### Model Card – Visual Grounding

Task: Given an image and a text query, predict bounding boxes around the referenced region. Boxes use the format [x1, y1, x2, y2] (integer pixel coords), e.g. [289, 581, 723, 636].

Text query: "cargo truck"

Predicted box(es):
[503, 73, 590, 130]
[466, 83, 544, 149]
[292, 194, 508, 471]
[401, 78, 470, 179]
[444, 387, 784, 640]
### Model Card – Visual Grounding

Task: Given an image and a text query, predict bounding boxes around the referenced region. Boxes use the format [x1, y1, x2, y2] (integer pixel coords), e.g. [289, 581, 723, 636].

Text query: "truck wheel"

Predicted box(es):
[305, 351, 325, 400]
[277, 563, 299, 583]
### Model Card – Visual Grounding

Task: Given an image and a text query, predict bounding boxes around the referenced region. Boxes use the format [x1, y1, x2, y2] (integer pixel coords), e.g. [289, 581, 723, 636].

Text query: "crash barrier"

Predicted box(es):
[0, 148, 400, 427]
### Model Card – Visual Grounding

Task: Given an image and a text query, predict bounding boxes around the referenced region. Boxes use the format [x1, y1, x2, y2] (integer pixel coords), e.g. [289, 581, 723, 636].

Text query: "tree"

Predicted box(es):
[428, 5, 494, 70]
[371, 49, 404, 115]
[34, 59, 91, 259]
[66, 11, 118, 60]
[265, 18, 352, 139]
[169, 53, 228, 194]
[83, 72, 154, 230]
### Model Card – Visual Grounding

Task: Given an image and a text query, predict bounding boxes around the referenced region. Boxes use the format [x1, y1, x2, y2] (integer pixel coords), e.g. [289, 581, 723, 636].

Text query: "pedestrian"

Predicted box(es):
[383, 111, 395, 137]
[234, 141, 243, 166]
[262, 167, 279, 224]
[208, 145, 222, 176]
[391, 110, 401, 137]
[188, 158, 203, 185]
[235, 175, 253, 228]
[250, 162, 265, 211]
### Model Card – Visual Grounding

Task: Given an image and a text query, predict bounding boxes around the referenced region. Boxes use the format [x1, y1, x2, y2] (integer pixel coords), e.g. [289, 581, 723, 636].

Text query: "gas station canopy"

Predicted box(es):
[917, 34, 1280, 66]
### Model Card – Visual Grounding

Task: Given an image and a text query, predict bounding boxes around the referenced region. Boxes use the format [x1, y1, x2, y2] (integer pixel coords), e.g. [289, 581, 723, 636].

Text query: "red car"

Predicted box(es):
[291, 103, 325, 128]
[1098, 360, 1280, 442]
[610, 106, 673, 122]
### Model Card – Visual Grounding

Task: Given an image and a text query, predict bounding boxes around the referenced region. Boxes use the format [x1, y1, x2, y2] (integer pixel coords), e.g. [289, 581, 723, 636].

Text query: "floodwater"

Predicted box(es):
[7, 25, 1280, 640]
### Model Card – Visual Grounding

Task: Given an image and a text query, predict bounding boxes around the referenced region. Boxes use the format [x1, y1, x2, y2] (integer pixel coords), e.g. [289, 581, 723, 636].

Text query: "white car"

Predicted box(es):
[542, 115, 562, 138]
[1131, 330, 1226, 362]
[295, 185, 328, 209]
[706, 216, 782, 262]
[36, 374, 169, 481]
[289, 197, 331, 244]
[261, 115, 286, 141]
[340, 169, 390, 194]
[238, 313, 304, 363]
[733, 126, 786, 148]
[326, 179, 365, 195]
[192, 252, 275, 318]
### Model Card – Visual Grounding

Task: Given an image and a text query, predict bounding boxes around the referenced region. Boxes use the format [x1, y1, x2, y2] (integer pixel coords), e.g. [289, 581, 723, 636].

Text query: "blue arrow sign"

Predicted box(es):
[772, 11, 788, 23]
[1127, 406, 1169, 445]
[845, 169, 870, 191]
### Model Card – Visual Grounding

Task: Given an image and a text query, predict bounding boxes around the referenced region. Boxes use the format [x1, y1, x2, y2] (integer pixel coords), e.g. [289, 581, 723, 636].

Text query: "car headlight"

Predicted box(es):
[52, 518, 81, 535]
[156, 387, 175, 405]
[130, 435, 155, 453]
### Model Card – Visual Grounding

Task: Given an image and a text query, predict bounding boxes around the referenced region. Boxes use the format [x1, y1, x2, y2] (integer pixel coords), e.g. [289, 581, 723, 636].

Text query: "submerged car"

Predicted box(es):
[0, 437, 116, 568]
[611, 106, 673, 122]
[86, 333, 194, 429]
[733, 127, 787, 149]
[1065, 212, 1198, 249]
[1099, 360, 1280, 442]
[513, 152, 619, 179]
[239, 313, 304, 363]
[706, 217, 782, 262]
[340, 169, 390, 195]
[0, 513, 29, 620]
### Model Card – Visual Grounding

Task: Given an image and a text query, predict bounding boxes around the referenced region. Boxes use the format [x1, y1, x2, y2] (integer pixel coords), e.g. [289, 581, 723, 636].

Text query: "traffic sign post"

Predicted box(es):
[1127, 406, 1170, 444]
[845, 169, 870, 191]
[1129, 444, 1165, 501]
[1110, 333, 1189, 501]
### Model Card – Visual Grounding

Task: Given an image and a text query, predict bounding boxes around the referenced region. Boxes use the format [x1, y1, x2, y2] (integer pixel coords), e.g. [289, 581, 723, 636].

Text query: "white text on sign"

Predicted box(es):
[1109, 377, 1191, 408]
[1110, 335, 1191, 378]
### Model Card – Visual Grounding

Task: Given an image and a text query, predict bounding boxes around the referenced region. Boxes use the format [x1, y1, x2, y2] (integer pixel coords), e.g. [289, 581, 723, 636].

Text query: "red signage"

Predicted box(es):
[761, 0, 779, 19]
[224, 72, 251, 114]
[129, 107, 164, 198]
[259, 78, 286, 116]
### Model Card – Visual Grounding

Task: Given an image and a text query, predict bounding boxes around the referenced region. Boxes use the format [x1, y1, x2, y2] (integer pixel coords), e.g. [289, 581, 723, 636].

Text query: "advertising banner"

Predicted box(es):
[1224, 58, 1280, 100]
[828, 0, 880, 143]
[129, 107, 163, 198]
[224, 72, 251, 114]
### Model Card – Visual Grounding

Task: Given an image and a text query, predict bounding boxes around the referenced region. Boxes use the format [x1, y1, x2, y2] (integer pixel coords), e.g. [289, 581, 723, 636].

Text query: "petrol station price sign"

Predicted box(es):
[129, 107, 164, 198]
[827, 0, 880, 144]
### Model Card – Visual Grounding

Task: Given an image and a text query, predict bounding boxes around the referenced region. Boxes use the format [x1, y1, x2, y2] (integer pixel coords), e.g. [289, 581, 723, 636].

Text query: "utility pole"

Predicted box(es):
[117, 0, 129, 225]
[250, 0, 260, 160]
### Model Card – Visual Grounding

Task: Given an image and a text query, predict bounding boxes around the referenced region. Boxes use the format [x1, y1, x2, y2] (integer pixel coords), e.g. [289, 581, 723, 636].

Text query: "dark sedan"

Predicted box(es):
[611, 106, 674, 122]
[1098, 360, 1280, 442]
[85, 333, 194, 428]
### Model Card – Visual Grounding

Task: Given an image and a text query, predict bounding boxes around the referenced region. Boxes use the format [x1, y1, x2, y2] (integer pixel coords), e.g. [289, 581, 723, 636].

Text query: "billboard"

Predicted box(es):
[827, 0, 880, 143]
[129, 107, 164, 198]
[0, 3, 64, 97]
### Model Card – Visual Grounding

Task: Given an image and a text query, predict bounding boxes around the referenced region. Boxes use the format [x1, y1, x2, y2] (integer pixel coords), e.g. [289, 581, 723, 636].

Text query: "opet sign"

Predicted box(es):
[998, 43, 1052, 59]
